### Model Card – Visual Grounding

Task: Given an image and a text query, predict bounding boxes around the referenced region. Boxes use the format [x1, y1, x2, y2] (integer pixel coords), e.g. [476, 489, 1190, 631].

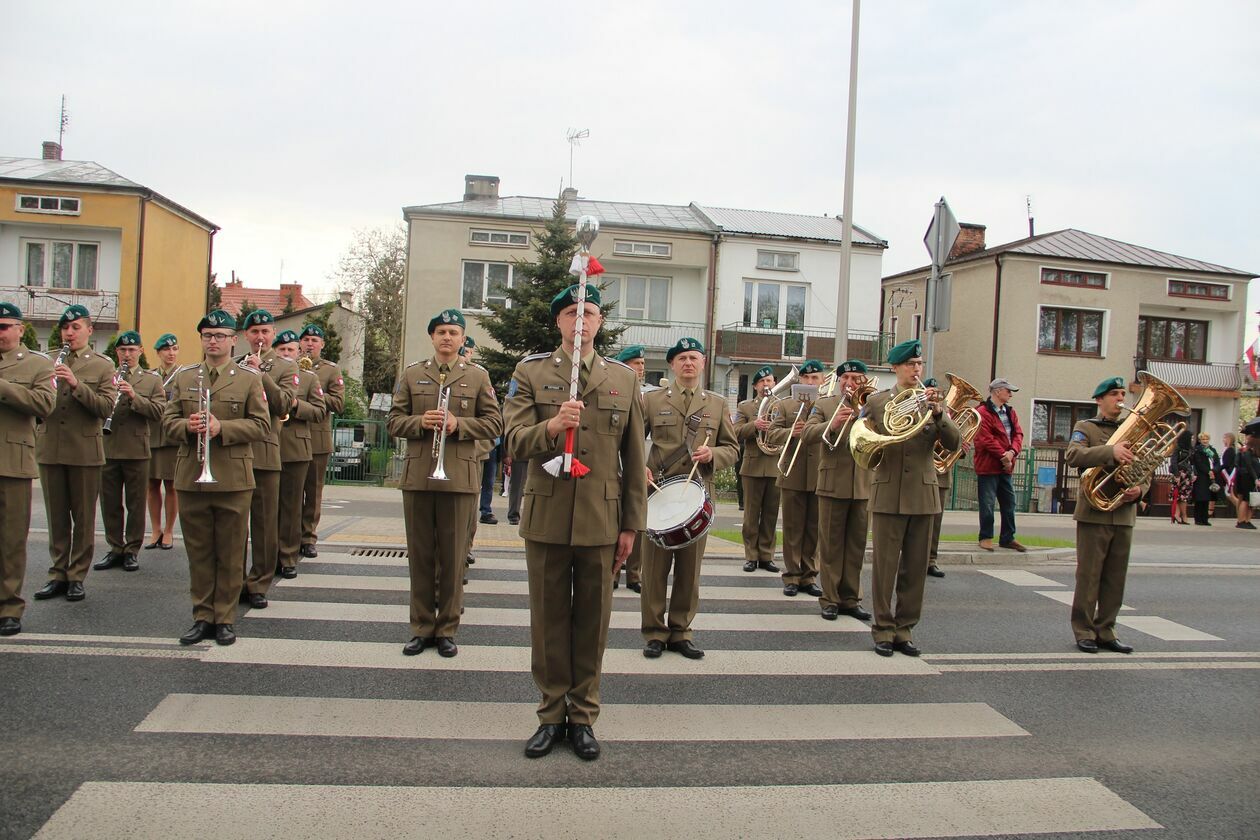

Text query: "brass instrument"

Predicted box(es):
[298, 350, 315, 372]
[777, 383, 820, 476]
[1079, 371, 1188, 512]
[754, 367, 798, 456]
[932, 373, 983, 473]
[101, 361, 131, 435]
[428, 385, 452, 481]
[236, 339, 267, 370]
[50, 345, 71, 389]
[194, 366, 216, 484]
[849, 376, 936, 471]
[822, 375, 879, 450]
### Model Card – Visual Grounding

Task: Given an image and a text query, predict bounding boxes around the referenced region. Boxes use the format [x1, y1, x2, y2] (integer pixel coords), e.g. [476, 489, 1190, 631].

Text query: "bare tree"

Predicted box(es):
[332, 225, 406, 396]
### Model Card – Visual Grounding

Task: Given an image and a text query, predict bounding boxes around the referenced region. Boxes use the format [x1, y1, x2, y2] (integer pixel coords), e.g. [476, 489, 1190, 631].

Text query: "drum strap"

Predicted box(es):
[656, 413, 704, 477]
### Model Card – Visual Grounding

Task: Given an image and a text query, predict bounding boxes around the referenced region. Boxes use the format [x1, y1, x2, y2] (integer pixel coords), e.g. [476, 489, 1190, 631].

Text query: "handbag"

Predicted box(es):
[1209, 482, 1222, 494]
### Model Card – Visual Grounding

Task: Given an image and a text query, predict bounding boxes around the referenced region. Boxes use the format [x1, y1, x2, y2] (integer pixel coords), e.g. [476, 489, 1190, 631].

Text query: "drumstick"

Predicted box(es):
[687, 431, 711, 483]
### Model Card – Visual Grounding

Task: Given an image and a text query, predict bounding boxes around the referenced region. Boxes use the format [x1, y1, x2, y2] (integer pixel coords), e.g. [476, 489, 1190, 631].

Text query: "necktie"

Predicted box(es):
[438, 364, 449, 387]
[684, 388, 696, 416]
[579, 357, 590, 392]
[208, 367, 218, 385]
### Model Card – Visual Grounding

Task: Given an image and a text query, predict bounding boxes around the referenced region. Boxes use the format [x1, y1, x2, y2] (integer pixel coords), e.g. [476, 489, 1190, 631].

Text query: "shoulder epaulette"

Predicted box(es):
[606, 357, 634, 372]
[237, 365, 261, 376]
[520, 352, 550, 363]
[26, 349, 50, 359]
[175, 363, 200, 374]
[404, 359, 425, 369]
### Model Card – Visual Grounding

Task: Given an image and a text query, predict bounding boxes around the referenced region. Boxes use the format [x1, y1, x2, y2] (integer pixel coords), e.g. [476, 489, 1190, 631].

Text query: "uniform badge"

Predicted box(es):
[507, 379, 519, 398]
[317, 387, 324, 396]
[292, 374, 300, 386]
[544, 384, 564, 390]
[336, 377, 343, 386]
[486, 386, 495, 398]
[609, 389, 619, 396]
[1071, 430, 1088, 443]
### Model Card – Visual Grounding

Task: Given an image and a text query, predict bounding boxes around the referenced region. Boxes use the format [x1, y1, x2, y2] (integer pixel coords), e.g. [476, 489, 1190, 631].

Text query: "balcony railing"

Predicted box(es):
[1134, 356, 1241, 392]
[605, 319, 707, 351]
[717, 322, 894, 368]
[0, 286, 120, 324]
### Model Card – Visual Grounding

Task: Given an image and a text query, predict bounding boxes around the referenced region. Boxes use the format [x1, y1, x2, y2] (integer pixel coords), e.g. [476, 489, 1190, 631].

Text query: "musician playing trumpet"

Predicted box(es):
[731, 365, 782, 575]
[767, 359, 826, 598]
[387, 309, 501, 660]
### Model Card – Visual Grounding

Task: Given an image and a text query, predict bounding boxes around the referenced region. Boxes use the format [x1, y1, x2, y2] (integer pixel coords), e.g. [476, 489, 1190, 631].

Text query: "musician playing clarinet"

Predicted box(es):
[504, 284, 645, 761]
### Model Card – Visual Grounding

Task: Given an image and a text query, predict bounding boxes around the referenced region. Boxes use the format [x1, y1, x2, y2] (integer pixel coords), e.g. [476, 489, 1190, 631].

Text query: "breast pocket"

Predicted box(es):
[409, 383, 437, 413]
[216, 397, 245, 419]
[597, 395, 631, 435]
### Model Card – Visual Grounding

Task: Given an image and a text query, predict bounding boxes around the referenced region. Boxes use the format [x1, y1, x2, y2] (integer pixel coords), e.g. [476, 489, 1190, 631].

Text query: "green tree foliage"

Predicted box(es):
[339, 373, 368, 420]
[207, 273, 222, 309]
[301, 302, 343, 363]
[21, 323, 38, 350]
[234, 297, 257, 326]
[47, 328, 62, 352]
[334, 225, 405, 397]
[281, 287, 298, 315]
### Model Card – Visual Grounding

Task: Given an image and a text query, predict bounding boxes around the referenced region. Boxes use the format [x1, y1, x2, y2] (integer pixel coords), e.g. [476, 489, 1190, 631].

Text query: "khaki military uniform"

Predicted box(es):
[148, 366, 181, 481]
[732, 396, 781, 567]
[0, 348, 56, 619]
[36, 348, 116, 584]
[467, 425, 495, 556]
[1065, 417, 1145, 643]
[244, 352, 298, 596]
[101, 367, 166, 555]
[930, 464, 951, 561]
[620, 381, 659, 587]
[864, 386, 960, 644]
[505, 350, 646, 725]
[768, 397, 822, 586]
[388, 357, 502, 641]
[803, 394, 871, 611]
[642, 384, 739, 644]
[162, 362, 270, 624]
[301, 358, 344, 549]
[276, 368, 326, 576]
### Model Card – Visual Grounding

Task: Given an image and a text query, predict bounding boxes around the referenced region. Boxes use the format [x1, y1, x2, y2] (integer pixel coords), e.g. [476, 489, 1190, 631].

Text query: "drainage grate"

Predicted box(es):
[349, 548, 408, 559]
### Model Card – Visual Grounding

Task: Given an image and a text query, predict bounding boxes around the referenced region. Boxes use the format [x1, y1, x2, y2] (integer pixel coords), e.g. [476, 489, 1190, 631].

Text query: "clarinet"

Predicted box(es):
[102, 361, 131, 435]
[50, 345, 71, 389]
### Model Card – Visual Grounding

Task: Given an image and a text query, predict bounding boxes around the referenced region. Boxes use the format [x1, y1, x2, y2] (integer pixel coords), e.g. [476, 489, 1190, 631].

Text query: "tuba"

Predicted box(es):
[754, 367, 797, 456]
[849, 377, 936, 471]
[1078, 371, 1189, 512]
[932, 373, 983, 473]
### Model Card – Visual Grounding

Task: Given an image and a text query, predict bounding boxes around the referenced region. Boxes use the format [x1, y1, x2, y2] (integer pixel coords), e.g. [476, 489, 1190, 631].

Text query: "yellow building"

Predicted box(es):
[0, 143, 217, 355]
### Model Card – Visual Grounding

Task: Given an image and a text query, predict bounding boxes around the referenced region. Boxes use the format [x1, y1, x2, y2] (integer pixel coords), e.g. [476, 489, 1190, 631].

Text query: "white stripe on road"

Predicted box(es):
[138, 695, 1026, 741]
[312, 553, 778, 581]
[1114, 616, 1223, 642]
[924, 650, 1259, 661]
[935, 661, 1258, 673]
[1034, 589, 1134, 611]
[979, 569, 1065, 587]
[34, 778, 1160, 839]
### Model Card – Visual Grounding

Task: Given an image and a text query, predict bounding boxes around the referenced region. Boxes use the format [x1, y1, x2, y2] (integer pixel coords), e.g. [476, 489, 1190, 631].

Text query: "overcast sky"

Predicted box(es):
[5, 0, 1258, 349]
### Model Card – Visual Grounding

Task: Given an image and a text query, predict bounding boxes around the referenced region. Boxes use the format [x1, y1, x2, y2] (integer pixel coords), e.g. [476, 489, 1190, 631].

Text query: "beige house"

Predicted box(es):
[881, 226, 1257, 447]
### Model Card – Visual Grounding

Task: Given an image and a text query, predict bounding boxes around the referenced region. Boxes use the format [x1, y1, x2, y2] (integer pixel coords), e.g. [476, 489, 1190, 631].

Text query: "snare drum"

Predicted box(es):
[645, 475, 714, 550]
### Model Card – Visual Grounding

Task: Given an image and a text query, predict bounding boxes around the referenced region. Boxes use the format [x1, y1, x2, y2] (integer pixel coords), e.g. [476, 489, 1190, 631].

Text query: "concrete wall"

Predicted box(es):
[137, 201, 213, 356]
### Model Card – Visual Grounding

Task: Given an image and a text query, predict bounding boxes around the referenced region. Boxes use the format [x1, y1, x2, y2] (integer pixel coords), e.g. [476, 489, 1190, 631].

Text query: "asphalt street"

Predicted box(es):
[4, 485, 1258, 839]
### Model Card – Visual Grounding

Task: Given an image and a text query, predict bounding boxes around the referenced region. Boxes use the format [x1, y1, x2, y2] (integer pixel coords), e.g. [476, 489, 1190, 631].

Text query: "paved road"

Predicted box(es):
[4, 486, 1258, 839]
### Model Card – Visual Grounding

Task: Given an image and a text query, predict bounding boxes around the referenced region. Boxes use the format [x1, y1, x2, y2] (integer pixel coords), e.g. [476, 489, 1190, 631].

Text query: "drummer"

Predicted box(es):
[641, 337, 739, 660]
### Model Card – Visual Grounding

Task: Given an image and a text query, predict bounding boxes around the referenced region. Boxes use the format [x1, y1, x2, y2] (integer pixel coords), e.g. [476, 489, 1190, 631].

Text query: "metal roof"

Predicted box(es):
[693, 205, 886, 248]
[0, 157, 143, 189]
[404, 196, 713, 233]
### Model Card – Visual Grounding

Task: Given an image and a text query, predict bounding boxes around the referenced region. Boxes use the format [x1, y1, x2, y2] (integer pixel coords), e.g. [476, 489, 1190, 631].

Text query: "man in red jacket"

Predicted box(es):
[975, 378, 1025, 552]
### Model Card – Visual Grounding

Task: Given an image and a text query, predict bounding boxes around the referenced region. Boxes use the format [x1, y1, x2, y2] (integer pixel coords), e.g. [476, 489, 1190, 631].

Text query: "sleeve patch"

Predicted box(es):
[507, 379, 519, 398]
[1070, 430, 1087, 443]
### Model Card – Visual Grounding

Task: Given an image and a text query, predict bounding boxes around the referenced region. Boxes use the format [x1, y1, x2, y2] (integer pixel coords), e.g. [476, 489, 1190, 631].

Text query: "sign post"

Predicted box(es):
[922, 197, 959, 375]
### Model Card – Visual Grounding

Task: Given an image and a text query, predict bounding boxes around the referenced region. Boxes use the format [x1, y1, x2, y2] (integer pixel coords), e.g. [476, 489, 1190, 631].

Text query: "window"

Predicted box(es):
[912, 314, 923, 339]
[460, 261, 512, 311]
[1037, 307, 1104, 356]
[1032, 400, 1098, 446]
[1041, 267, 1106, 289]
[23, 239, 98, 289]
[1168, 279, 1229, 301]
[1137, 316, 1207, 362]
[756, 250, 799, 271]
[16, 194, 81, 215]
[612, 240, 671, 258]
[743, 280, 806, 356]
[604, 275, 669, 321]
[469, 229, 528, 247]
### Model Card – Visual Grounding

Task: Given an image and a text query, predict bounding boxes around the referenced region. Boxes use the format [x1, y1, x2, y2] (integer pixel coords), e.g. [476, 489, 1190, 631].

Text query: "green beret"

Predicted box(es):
[753, 365, 774, 383]
[838, 359, 868, 374]
[299, 324, 325, 339]
[550, 283, 602, 318]
[154, 333, 178, 350]
[463, 336, 476, 348]
[115, 331, 142, 347]
[666, 337, 705, 362]
[427, 308, 466, 334]
[887, 339, 923, 365]
[799, 359, 825, 375]
[198, 309, 236, 332]
[273, 329, 299, 347]
[0, 301, 23, 321]
[58, 304, 91, 327]
[1093, 376, 1126, 399]
[922, 378, 939, 388]
[615, 345, 646, 363]
[240, 310, 274, 329]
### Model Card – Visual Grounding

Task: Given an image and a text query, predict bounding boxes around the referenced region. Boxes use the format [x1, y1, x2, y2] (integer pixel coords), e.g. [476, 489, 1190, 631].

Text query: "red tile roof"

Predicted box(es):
[218, 282, 315, 318]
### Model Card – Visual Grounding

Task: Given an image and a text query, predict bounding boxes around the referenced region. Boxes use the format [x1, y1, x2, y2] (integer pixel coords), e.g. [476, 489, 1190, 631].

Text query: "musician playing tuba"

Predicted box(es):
[731, 365, 783, 575]
[766, 359, 827, 598]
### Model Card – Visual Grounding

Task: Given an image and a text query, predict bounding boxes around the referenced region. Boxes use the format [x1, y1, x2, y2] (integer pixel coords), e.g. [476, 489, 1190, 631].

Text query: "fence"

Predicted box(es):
[326, 418, 397, 486]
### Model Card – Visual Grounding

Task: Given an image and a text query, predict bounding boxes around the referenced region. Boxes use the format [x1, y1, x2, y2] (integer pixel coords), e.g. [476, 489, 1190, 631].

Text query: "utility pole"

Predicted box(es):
[832, 0, 861, 365]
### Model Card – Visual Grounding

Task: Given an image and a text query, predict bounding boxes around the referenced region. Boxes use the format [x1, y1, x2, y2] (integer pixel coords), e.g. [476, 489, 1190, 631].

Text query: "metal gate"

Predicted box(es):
[326, 419, 396, 486]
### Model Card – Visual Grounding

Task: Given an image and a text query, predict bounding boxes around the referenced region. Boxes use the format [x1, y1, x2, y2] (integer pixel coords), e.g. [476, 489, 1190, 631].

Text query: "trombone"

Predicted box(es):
[777, 383, 820, 476]
[194, 366, 216, 484]
[428, 386, 451, 481]
[821, 375, 879, 450]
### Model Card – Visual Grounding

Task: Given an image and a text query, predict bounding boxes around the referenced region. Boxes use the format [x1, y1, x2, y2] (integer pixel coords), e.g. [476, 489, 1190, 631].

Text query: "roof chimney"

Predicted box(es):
[464, 174, 500, 202]
[42, 141, 62, 161]
[561, 187, 579, 201]
[948, 223, 987, 260]
[339, 290, 353, 308]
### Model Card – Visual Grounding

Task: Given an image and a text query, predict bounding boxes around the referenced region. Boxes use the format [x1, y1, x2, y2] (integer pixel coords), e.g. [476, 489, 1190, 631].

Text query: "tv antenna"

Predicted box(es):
[1026, 194, 1035, 237]
[566, 128, 589, 189]
[58, 95, 69, 148]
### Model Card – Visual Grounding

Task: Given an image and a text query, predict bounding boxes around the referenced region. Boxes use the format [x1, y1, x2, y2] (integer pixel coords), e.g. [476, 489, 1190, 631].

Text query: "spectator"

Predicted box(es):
[973, 378, 1025, 552]
[1235, 419, 1260, 530]
[1220, 432, 1239, 514]
[1170, 459, 1194, 524]
[1190, 432, 1221, 525]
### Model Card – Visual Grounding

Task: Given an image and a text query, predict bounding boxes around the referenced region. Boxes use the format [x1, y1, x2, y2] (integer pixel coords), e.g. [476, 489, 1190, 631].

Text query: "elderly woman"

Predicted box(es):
[1190, 432, 1221, 525]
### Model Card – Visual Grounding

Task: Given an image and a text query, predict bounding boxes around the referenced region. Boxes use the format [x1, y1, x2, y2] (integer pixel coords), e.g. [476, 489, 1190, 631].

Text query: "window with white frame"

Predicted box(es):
[756, 250, 799, 271]
[612, 240, 671, 258]
[16, 194, 81, 216]
[1167, 278, 1230, 301]
[23, 239, 99, 289]
[604, 275, 669, 321]
[461, 261, 512, 311]
[1037, 306, 1105, 356]
[742, 280, 806, 330]
[469, 229, 529, 247]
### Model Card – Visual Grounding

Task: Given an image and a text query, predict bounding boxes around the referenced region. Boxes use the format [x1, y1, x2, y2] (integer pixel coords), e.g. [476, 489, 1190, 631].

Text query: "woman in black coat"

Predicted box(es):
[1190, 433, 1220, 525]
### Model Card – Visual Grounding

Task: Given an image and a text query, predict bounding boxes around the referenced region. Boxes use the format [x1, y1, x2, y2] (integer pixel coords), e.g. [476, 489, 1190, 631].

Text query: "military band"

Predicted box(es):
[732, 365, 781, 575]
[147, 333, 180, 551]
[273, 330, 327, 595]
[611, 344, 652, 592]
[770, 359, 826, 598]
[299, 324, 344, 559]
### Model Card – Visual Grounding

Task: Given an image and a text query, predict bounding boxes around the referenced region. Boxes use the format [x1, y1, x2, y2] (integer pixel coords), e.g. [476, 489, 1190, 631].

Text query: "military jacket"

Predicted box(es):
[279, 368, 327, 463]
[104, 367, 166, 460]
[643, 384, 739, 493]
[1065, 416, 1147, 527]
[150, 366, 182, 449]
[862, 385, 961, 515]
[309, 358, 345, 455]
[766, 394, 821, 492]
[387, 356, 503, 494]
[36, 347, 117, 466]
[732, 397, 780, 478]
[505, 349, 646, 546]
[249, 351, 299, 471]
[802, 393, 870, 500]
[0, 347, 56, 479]
[161, 361, 271, 492]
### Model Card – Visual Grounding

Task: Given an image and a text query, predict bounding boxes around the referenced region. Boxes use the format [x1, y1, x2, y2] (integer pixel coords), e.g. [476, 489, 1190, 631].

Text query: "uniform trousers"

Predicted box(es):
[277, 461, 311, 571]
[1071, 522, 1132, 643]
[0, 477, 33, 619]
[622, 532, 644, 585]
[930, 486, 948, 560]
[402, 490, 475, 639]
[641, 537, 706, 643]
[525, 540, 614, 726]
[40, 464, 101, 583]
[740, 475, 780, 565]
[870, 512, 932, 643]
[818, 496, 868, 610]
[101, 458, 150, 555]
[779, 487, 818, 585]
[300, 451, 330, 546]
[179, 489, 250, 624]
[245, 470, 281, 594]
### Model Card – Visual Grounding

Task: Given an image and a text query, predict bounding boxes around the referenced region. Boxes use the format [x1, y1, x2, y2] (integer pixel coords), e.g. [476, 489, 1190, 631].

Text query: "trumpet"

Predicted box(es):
[236, 339, 267, 370]
[754, 367, 797, 456]
[101, 361, 131, 435]
[822, 375, 879, 450]
[428, 386, 451, 481]
[194, 366, 216, 484]
[50, 345, 71, 389]
[777, 383, 820, 476]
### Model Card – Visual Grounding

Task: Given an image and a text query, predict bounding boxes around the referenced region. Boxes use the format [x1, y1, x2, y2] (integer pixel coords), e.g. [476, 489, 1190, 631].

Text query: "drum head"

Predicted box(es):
[646, 480, 706, 530]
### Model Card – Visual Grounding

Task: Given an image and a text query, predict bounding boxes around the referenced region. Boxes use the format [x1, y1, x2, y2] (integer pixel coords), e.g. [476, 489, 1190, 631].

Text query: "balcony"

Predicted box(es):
[1134, 356, 1241, 394]
[605, 319, 707, 351]
[0, 286, 120, 324]
[717, 322, 894, 368]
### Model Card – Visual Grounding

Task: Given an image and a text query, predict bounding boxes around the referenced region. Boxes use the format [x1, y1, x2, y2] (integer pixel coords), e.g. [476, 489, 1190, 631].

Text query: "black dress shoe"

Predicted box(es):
[524, 723, 566, 758]
[782, 583, 799, 596]
[839, 605, 873, 621]
[643, 639, 664, 658]
[65, 582, 85, 602]
[743, 560, 758, 572]
[436, 637, 458, 657]
[299, 544, 318, 558]
[1076, 638, 1099, 653]
[465, 553, 476, 565]
[215, 624, 236, 646]
[893, 640, 921, 657]
[0, 617, 20, 636]
[247, 592, 268, 609]
[402, 636, 433, 656]
[144, 540, 162, 550]
[820, 605, 839, 621]
[569, 724, 601, 760]
[1099, 638, 1134, 654]
[159, 541, 173, 550]
[800, 582, 823, 597]
[628, 582, 641, 593]
[94, 552, 123, 570]
[122, 553, 139, 572]
[612, 577, 619, 590]
[759, 561, 781, 573]
[278, 566, 298, 579]
[479, 513, 498, 525]
[179, 620, 213, 645]
[34, 580, 68, 600]
[508, 516, 519, 525]
[927, 565, 945, 578]
[667, 639, 705, 659]
[874, 641, 895, 657]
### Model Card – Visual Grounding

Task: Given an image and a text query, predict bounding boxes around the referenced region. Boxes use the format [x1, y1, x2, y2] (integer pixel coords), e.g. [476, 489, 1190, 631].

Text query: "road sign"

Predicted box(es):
[923, 198, 960, 267]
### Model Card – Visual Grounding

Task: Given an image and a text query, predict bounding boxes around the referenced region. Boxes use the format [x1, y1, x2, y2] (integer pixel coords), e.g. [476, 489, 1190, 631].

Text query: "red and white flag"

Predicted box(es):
[1246, 336, 1259, 380]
